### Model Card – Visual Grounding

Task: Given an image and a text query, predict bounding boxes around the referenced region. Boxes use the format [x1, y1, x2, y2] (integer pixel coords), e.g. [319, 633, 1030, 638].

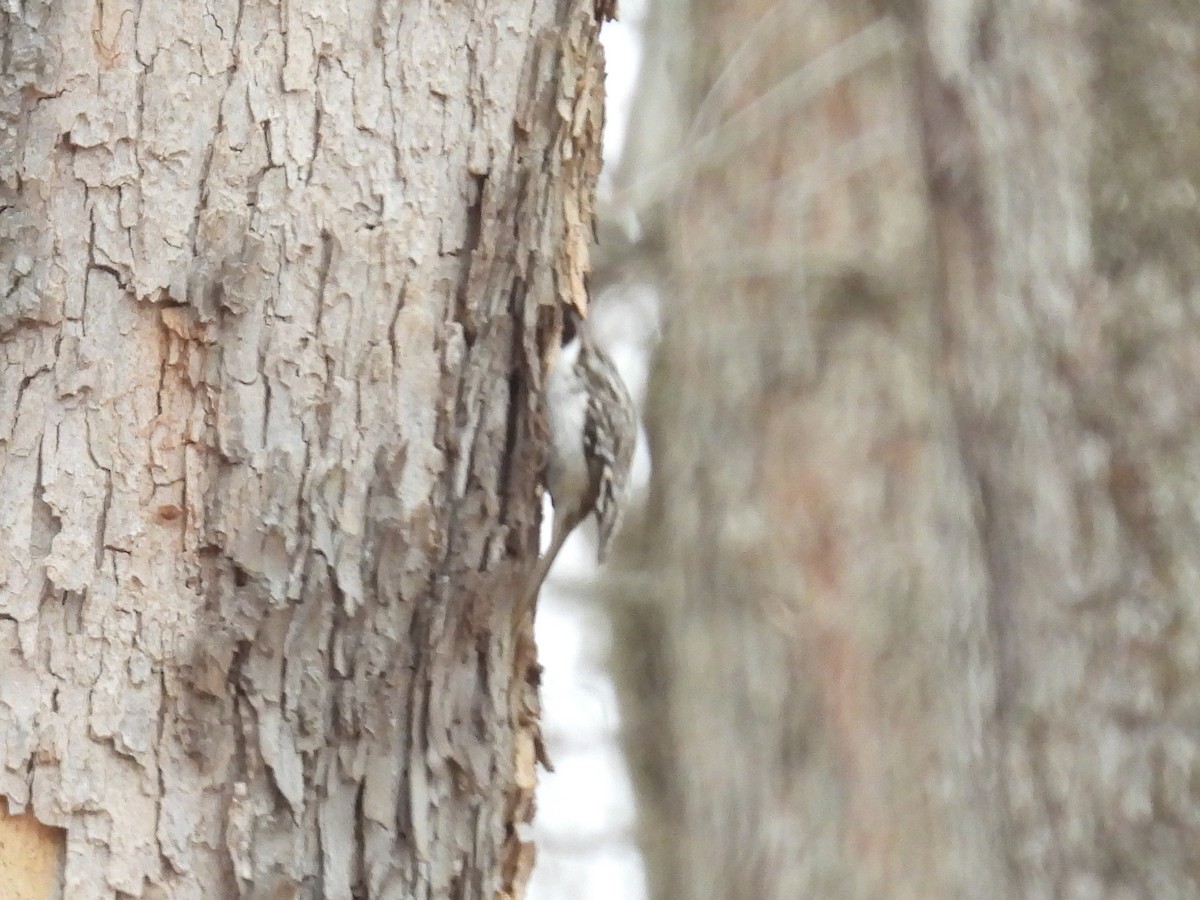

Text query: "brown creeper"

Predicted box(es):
[517, 312, 637, 628]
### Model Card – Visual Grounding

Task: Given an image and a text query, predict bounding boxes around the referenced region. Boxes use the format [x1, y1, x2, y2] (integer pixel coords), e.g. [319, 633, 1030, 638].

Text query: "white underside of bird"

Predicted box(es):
[544, 334, 589, 528]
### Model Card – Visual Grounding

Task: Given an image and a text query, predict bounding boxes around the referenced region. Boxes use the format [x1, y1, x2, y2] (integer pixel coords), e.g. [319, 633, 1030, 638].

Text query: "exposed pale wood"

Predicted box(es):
[0, 802, 65, 900]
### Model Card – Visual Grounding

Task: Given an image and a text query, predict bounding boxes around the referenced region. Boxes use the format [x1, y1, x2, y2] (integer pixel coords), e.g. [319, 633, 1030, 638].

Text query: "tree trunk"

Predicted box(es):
[616, 1, 1200, 897]
[0, 2, 610, 897]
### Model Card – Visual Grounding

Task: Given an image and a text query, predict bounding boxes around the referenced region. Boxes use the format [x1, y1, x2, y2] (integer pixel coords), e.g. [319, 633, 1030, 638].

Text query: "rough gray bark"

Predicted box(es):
[0, 1, 610, 897]
[614, 1, 1200, 898]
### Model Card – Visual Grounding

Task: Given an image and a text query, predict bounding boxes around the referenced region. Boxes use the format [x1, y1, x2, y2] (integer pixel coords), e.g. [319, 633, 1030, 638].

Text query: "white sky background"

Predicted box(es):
[527, 5, 652, 899]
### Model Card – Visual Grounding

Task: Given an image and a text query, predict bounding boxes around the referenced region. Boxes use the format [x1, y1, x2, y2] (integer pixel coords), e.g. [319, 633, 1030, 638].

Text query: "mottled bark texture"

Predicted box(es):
[615, 0, 1200, 898]
[0, 1, 609, 897]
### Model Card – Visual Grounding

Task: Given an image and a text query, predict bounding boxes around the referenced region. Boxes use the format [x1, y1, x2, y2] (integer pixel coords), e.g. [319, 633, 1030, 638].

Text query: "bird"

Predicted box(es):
[515, 310, 637, 633]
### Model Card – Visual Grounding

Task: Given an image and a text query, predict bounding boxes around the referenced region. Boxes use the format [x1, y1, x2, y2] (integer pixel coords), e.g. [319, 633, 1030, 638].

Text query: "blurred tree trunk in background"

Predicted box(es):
[0, 1, 608, 896]
[612, 0, 1200, 897]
